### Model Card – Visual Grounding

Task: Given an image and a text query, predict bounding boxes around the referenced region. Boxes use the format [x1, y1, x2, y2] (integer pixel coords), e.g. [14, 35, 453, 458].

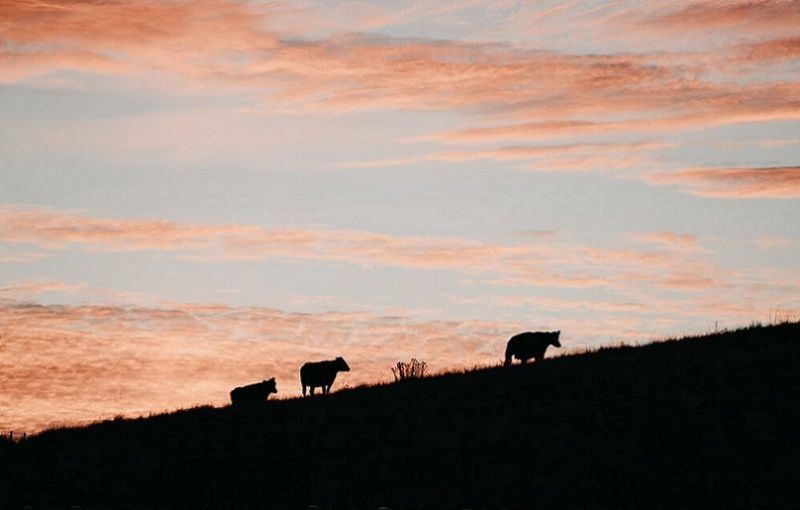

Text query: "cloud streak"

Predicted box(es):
[651, 166, 800, 199]
[739, 37, 800, 62]
[641, 0, 800, 35]
[0, 279, 86, 298]
[3, 0, 798, 196]
[334, 141, 668, 173]
[4, 0, 794, 120]
[0, 204, 739, 292]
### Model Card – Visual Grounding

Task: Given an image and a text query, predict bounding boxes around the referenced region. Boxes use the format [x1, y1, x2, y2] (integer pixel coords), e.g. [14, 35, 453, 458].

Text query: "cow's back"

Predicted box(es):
[301, 361, 335, 386]
[230, 380, 274, 405]
[230, 384, 259, 405]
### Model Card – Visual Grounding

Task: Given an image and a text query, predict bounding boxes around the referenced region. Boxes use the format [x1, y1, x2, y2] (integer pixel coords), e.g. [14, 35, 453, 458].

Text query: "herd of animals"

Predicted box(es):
[229, 330, 561, 406]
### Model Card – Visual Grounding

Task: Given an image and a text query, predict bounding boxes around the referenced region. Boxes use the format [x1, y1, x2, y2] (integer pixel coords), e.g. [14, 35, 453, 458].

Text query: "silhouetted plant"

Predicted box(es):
[391, 358, 427, 381]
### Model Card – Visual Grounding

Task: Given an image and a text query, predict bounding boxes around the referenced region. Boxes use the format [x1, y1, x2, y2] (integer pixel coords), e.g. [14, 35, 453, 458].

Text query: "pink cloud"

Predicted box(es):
[0, 204, 743, 296]
[429, 141, 669, 163]
[0, 1, 734, 116]
[632, 231, 703, 252]
[427, 81, 800, 144]
[0, 0, 277, 81]
[0, 299, 521, 432]
[0, 248, 51, 263]
[0, 279, 86, 298]
[752, 235, 793, 249]
[2, 0, 797, 181]
[641, 0, 800, 35]
[521, 153, 656, 173]
[0, 47, 126, 83]
[739, 37, 800, 62]
[329, 157, 422, 169]
[5, 287, 785, 433]
[495, 295, 647, 313]
[0, 205, 563, 286]
[651, 166, 800, 199]
[659, 273, 728, 291]
[335, 141, 667, 173]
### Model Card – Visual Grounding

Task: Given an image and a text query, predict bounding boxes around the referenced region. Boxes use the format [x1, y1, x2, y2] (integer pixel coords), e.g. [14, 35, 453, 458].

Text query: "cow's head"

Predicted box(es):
[262, 377, 277, 394]
[551, 331, 561, 348]
[335, 356, 351, 372]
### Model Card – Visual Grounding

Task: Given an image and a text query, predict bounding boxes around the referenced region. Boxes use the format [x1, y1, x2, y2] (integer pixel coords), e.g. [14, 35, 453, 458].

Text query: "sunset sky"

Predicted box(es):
[1, 0, 799, 432]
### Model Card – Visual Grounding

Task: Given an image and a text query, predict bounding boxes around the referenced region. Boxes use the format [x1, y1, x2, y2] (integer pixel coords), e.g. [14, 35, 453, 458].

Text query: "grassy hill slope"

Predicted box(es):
[2, 322, 799, 509]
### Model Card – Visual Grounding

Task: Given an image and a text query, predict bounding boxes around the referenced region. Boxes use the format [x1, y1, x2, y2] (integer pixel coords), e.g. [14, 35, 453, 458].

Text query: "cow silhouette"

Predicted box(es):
[300, 357, 350, 396]
[504, 331, 561, 366]
[230, 378, 277, 406]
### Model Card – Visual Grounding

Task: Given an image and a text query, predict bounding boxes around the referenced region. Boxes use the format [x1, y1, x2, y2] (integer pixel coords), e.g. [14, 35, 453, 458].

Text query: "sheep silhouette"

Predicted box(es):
[300, 357, 350, 396]
[504, 331, 561, 366]
[230, 378, 277, 406]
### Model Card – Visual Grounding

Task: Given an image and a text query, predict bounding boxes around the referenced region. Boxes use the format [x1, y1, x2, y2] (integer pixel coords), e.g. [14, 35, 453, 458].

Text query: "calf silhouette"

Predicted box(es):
[504, 331, 561, 366]
[230, 378, 277, 406]
[300, 357, 350, 396]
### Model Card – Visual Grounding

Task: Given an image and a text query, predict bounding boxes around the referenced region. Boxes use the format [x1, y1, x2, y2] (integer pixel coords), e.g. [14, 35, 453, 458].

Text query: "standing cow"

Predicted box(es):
[504, 331, 561, 366]
[230, 378, 277, 406]
[300, 357, 350, 396]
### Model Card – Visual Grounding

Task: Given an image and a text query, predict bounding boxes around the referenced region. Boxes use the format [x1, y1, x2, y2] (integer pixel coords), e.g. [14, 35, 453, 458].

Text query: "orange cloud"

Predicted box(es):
[0, 202, 753, 313]
[739, 37, 800, 62]
[334, 141, 667, 172]
[0, 0, 277, 82]
[0, 248, 51, 263]
[641, 0, 800, 34]
[429, 141, 669, 162]
[0, 279, 86, 298]
[651, 166, 800, 199]
[0, 300, 521, 432]
[0, 47, 126, 83]
[3, 0, 797, 169]
[428, 80, 800, 144]
[495, 295, 647, 313]
[632, 231, 703, 252]
[0, 204, 737, 293]
[659, 273, 728, 291]
[5, 282, 788, 433]
[329, 157, 422, 169]
[0, 0, 722, 116]
[752, 236, 792, 249]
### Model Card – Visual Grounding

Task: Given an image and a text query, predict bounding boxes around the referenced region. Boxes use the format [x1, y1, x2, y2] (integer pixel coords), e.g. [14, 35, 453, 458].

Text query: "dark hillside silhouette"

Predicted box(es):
[2, 323, 799, 509]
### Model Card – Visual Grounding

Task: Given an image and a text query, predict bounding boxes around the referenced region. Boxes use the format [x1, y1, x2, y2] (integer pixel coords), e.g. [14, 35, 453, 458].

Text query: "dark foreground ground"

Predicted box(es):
[2, 322, 799, 509]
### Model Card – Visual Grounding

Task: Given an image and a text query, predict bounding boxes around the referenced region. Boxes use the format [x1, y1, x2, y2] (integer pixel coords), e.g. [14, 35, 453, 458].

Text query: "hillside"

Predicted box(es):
[2, 323, 799, 509]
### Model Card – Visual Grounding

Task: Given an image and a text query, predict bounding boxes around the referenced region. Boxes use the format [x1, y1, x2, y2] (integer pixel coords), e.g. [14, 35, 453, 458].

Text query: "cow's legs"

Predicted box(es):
[310, 386, 316, 396]
[302, 384, 307, 396]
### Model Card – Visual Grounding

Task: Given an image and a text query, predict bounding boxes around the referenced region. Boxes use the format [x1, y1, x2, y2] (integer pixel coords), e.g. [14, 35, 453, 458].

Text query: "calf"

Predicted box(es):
[504, 331, 561, 366]
[300, 357, 350, 396]
[230, 378, 277, 406]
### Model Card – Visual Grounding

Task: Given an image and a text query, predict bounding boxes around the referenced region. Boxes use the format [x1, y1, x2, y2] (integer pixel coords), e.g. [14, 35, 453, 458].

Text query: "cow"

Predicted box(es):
[504, 331, 561, 366]
[300, 356, 350, 396]
[230, 378, 277, 406]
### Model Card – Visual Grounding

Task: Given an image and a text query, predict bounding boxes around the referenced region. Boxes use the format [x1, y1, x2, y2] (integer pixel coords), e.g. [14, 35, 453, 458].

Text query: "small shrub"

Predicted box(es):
[391, 358, 428, 381]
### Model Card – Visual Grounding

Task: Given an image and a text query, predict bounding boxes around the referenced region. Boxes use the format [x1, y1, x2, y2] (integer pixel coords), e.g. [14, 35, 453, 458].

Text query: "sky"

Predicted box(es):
[1, 0, 799, 432]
